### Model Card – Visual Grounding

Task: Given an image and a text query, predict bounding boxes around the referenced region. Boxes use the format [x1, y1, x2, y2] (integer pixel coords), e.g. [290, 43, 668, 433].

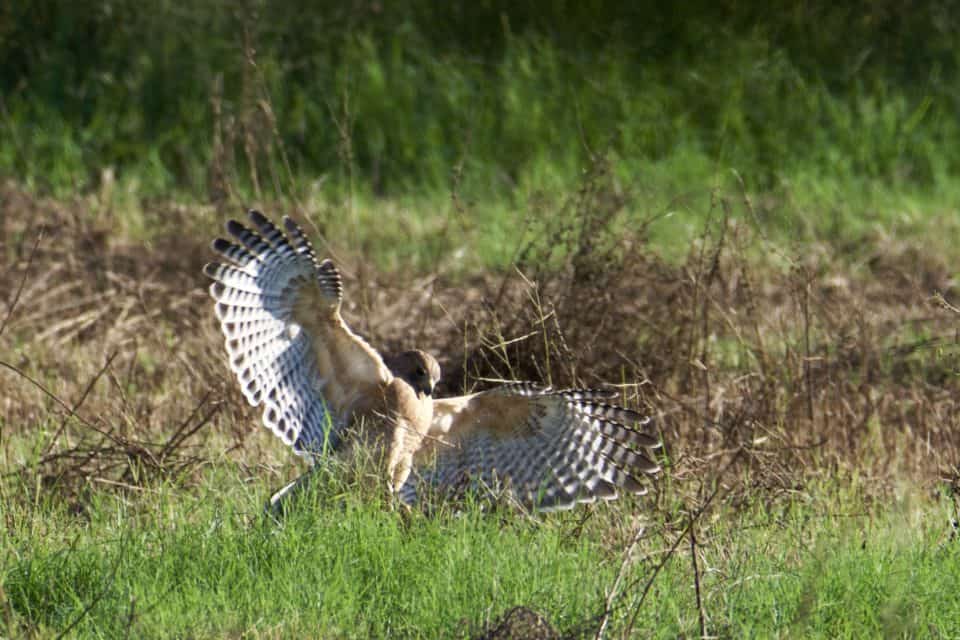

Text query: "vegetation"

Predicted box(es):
[3, 1, 960, 260]
[3, 471, 959, 638]
[2, 1, 960, 637]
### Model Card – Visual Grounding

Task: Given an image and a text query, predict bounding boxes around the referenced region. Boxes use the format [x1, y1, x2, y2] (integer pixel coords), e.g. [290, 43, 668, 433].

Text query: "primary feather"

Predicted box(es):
[206, 210, 385, 455]
[406, 386, 661, 511]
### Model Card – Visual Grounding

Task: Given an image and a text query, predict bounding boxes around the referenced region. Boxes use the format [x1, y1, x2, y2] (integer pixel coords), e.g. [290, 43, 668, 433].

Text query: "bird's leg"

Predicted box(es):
[267, 467, 317, 516]
[386, 427, 414, 495]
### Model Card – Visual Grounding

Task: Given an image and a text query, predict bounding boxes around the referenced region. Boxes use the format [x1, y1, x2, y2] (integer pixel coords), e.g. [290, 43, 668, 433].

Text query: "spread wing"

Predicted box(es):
[401, 384, 661, 511]
[205, 210, 392, 457]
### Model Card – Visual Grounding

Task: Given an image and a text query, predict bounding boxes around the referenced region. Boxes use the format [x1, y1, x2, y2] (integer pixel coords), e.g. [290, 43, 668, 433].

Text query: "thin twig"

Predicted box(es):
[0, 361, 122, 447]
[690, 524, 708, 638]
[594, 525, 645, 640]
[53, 532, 126, 640]
[800, 268, 815, 423]
[90, 477, 153, 492]
[932, 292, 960, 315]
[622, 448, 744, 637]
[0, 226, 44, 338]
[158, 391, 215, 460]
[43, 351, 119, 457]
[0, 359, 78, 417]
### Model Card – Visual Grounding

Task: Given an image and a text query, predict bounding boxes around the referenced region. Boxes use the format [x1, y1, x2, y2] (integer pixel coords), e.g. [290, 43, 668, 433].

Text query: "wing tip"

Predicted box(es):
[248, 209, 268, 227]
[203, 261, 224, 280]
[225, 219, 247, 236]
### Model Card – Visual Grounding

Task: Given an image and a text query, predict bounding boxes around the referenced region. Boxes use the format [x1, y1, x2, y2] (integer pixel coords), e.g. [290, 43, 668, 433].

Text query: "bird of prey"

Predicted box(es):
[205, 211, 662, 511]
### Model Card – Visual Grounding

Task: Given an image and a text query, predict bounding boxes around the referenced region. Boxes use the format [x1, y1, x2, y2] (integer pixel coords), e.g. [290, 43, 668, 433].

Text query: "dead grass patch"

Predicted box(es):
[1, 175, 959, 513]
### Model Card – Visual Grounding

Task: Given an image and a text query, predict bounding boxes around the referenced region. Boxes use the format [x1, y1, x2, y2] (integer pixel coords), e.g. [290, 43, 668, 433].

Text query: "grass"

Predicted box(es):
[2, 176, 959, 636]
[3, 4, 960, 636]
[3, 3, 960, 268]
[3, 467, 958, 638]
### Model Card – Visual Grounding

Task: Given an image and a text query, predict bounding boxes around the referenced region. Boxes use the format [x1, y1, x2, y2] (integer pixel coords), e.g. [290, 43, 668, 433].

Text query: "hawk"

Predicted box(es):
[205, 211, 662, 511]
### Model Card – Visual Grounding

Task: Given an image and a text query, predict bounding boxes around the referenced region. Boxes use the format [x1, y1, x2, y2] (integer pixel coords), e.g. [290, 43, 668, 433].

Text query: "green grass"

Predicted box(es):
[3, 5, 960, 637]
[3, 464, 958, 638]
[3, 2, 960, 269]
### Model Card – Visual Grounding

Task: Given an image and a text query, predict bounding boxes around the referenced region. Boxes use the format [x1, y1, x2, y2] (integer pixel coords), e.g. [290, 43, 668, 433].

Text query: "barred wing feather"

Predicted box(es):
[205, 210, 388, 457]
[405, 385, 661, 511]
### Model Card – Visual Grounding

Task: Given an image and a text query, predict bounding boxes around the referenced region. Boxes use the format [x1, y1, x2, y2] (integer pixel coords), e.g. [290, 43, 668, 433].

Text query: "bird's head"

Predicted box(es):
[386, 349, 440, 398]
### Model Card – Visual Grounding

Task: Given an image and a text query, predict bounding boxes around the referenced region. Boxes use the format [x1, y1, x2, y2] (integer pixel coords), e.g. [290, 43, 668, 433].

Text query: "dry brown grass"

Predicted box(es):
[1, 173, 959, 513]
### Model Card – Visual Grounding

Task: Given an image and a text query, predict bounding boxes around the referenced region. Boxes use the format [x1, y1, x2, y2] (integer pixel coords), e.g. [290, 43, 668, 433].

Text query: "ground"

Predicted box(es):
[2, 174, 959, 637]
[2, 5, 960, 636]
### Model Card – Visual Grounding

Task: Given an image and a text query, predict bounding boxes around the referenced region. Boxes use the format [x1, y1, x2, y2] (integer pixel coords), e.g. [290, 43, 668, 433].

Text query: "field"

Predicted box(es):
[3, 3, 960, 638]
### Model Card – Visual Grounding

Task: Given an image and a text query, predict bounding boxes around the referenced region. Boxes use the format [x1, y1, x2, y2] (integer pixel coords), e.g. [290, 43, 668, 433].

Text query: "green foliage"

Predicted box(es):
[3, 469, 958, 637]
[2, 10, 959, 633]
[2, 1, 958, 203]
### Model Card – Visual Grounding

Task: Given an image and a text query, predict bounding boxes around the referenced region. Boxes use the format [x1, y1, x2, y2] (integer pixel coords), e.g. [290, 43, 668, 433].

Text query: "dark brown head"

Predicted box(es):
[385, 349, 440, 397]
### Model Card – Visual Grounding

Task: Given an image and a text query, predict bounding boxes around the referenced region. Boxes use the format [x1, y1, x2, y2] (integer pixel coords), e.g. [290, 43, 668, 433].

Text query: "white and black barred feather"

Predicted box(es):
[205, 210, 344, 456]
[402, 385, 661, 511]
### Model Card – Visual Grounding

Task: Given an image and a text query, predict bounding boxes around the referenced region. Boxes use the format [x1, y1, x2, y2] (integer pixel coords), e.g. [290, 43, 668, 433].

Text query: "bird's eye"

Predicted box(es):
[415, 366, 426, 377]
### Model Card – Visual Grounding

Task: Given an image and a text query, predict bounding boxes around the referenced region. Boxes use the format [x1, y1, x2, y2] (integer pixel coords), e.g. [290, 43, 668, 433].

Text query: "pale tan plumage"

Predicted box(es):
[206, 211, 662, 512]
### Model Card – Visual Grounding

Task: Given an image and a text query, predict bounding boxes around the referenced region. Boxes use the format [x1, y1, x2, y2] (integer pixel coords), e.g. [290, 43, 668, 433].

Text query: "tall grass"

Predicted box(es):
[3, 468, 958, 637]
[3, 3, 958, 225]
[1, 167, 959, 635]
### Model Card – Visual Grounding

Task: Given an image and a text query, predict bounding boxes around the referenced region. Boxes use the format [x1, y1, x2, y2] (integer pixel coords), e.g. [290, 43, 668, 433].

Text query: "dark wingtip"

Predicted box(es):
[248, 209, 268, 226]
[226, 219, 248, 236]
[283, 216, 304, 236]
[211, 237, 232, 252]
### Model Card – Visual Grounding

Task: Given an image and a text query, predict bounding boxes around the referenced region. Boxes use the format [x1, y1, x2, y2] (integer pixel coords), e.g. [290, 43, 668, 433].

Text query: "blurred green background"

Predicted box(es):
[2, 1, 958, 253]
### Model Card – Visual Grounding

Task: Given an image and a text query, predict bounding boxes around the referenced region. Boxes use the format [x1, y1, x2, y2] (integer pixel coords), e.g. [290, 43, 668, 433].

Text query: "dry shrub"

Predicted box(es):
[356, 160, 960, 506]
[0, 184, 246, 498]
[2, 166, 959, 509]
